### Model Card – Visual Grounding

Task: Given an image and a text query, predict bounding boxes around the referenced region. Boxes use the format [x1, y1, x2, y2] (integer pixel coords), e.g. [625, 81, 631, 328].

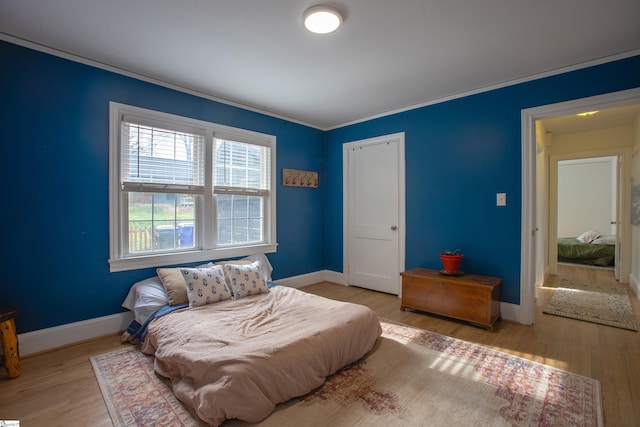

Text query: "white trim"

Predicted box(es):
[15, 269, 525, 356]
[521, 87, 640, 325]
[557, 156, 616, 166]
[499, 302, 521, 324]
[273, 271, 330, 289]
[520, 108, 537, 325]
[108, 102, 278, 272]
[630, 272, 640, 302]
[3, 34, 638, 131]
[18, 271, 343, 356]
[273, 270, 346, 289]
[324, 270, 346, 285]
[108, 244, 279, 273]
[18, 312, 133, 356]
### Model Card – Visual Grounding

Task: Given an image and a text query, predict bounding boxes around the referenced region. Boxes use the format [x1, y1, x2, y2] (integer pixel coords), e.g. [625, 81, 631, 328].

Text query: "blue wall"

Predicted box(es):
[2, 39, 639, 333]
[0, 41, 325, 333]
[324, 55, 640, 305]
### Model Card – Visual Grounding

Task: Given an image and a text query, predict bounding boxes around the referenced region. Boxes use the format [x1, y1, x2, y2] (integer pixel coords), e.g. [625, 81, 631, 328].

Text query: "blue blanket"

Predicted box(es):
[126, 304, 187, 342]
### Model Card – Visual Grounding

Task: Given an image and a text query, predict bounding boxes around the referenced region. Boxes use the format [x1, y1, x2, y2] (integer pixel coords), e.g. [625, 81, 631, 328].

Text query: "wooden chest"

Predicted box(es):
[400, 268, 502, 330]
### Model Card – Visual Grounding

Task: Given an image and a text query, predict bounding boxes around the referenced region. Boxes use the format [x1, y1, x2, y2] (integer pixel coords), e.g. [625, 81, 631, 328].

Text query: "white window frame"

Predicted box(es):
[108, 102, 277, 272]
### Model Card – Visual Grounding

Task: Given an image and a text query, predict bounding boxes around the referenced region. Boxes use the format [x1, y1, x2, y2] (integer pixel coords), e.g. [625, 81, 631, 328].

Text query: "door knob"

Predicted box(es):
[390, 225, 398, 231]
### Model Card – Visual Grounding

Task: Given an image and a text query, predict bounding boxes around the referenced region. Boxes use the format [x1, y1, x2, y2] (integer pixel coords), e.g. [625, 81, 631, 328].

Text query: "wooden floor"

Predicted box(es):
[1, 265, 639, 426]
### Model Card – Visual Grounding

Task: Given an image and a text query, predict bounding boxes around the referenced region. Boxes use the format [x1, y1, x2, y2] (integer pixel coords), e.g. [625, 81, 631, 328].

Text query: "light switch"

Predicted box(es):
[497, 193, 506, 206]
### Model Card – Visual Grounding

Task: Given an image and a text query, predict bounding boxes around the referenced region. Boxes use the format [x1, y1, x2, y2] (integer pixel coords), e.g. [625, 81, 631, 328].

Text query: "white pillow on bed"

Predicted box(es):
[576, 230, 600, 243]
[223, 261, 270, 299]
[181, 265, 232, 307]
[591, 234, 616, 245]
[121, 277, 169, 324]
[216, 254, 273, 284]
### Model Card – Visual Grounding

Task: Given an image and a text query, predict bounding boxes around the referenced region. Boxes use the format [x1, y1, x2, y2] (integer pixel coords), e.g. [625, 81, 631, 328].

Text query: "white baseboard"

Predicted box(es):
[499, 302, 523, 324]
[279, 270, 522, 324]
[273, 270, 326, 288]
[274, 269, 346, 288]
[16, 269, 525, 356]
[18, 271, 343, 356]
[18, 312, 133, 356]
[629, 272, 639, 302]
[324, 270, 346, 285]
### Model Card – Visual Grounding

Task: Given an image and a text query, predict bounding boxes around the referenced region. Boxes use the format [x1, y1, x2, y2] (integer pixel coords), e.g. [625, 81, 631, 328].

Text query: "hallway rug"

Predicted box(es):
[92, 319, 603, 426]
[543, 279, 639, 331]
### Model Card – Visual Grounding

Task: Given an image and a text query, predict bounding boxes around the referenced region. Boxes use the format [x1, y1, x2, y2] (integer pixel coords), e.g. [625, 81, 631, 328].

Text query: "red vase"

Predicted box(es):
[440, 254, 463, 274]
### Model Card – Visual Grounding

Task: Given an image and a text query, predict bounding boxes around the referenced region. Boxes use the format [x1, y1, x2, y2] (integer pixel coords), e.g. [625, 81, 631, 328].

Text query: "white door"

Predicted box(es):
[551, 154, 621, 277]
[344, 133, 405, 294]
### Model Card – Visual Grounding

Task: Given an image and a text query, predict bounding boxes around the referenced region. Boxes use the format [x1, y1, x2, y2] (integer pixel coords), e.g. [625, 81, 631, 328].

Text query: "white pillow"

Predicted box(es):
[591, 234, 616, 245]
[216, 254, 273, 284]
[222, 261, 269, 299]
[576, 230, 600, 243]
[121, 277, 169, 324]
[245, 254, 273, 283]
[180, 266, 232, 307]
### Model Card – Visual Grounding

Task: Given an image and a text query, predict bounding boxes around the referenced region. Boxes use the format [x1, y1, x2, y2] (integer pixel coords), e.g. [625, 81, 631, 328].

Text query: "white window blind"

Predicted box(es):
[214, 139, 271, 196]
[121, 119, 206, 194]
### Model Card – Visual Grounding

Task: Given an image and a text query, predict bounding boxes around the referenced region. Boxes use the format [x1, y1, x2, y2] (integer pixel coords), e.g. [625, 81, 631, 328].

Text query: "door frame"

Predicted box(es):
[521, 87, 640, 325]
[549, 153, 624, 279]
[343, 132, 406, 294]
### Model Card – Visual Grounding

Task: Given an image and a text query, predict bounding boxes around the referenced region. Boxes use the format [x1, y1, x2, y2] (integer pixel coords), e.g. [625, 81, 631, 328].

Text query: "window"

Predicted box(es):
[109, 103, 276, 272]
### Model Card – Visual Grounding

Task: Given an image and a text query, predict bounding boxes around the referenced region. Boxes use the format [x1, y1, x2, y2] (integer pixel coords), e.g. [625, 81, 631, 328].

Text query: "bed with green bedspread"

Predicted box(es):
[557, 237, 615, 267]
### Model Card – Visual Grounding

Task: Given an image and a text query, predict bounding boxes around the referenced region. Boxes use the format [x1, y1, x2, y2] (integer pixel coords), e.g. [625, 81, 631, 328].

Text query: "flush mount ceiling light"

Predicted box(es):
[576, 111, 599, 117]
[303, 6, 343, 34]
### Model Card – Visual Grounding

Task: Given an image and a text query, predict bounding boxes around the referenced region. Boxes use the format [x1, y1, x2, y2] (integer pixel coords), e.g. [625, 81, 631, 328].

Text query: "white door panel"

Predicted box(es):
[350, 236, 396, 291]
[345, 134, 404, 295]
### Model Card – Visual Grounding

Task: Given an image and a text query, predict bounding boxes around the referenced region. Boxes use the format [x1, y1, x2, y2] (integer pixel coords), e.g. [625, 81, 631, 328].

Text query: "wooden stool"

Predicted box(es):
[0, 306, 21, 378]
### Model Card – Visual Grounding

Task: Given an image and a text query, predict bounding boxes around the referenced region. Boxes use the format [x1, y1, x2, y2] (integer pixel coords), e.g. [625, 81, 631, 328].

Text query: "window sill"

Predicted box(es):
[108, 243, 278, 272]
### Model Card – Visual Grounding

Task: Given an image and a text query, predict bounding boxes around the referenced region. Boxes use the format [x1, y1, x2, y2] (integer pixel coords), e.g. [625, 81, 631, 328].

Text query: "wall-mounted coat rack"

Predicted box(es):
[283, 168, 318, 188]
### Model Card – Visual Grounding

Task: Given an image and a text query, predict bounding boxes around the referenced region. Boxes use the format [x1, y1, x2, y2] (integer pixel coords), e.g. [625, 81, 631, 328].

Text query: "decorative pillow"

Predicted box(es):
[180, 266, 232, 307]
[576, 230, 600, 243]
[223, 261, 269, 299]
[157, 262, 213, 305]
[216, 254, 273, 284]
[591, 234, 616, 245]
[216, 259, 253, 284]
[157, 268, 189, 306]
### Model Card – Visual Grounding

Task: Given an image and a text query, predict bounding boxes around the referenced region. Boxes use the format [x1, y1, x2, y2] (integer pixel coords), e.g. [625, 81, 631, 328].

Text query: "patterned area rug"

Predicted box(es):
[91, 347, 205, 426]
[543, 279, 639, 331]
[92, 320, 603, 426]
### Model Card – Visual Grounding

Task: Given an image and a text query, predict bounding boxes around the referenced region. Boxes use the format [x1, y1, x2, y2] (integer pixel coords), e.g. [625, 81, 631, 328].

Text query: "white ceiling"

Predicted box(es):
[1, 0, 639, 129]
[541, 105, 640, 135]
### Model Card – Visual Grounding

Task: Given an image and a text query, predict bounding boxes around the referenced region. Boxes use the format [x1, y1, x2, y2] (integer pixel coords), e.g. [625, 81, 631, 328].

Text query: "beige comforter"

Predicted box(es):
[141, 286, 382, 426]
